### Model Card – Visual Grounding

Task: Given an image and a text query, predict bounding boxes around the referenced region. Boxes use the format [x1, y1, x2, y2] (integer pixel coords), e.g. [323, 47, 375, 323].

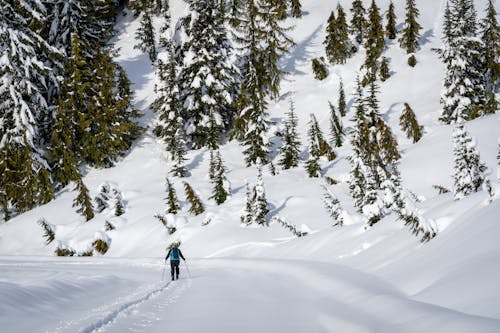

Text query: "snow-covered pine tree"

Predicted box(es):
[329, 102, 344, 148]
[134, 3, 157, 62]
[240, 180, 254, 225]
[452, 122, 488, 200]
[179, 0, 238, 149]
[210, 150, 229, 205]
[165, 178, 180, 214]
[94, 184, 111, 213]
[379, 56, 391, 81]
[322, 185, 345, 227]
[278, 100, 301, 170]
[385, 1, 397, 40]
[350, 0, 367, 45]
[362, 0, 385, 85]
[183, 182, 205, 215]
[305, 114, 324, 178]
[73, 177, 94, 221]
[170, 117, 188, 177]
[0, 0, 58, 216]
[153, 39, 183, 156]
[400, 103, 423, 143]
[290, 0, 302, 18]
[253, 161, 270, 225]
[113, 189, 125, 216]
[480, 0, 499, 115]
[399, 0, 422, 55]
[439, 0, 486, 123]
[338, 79, 347, 117]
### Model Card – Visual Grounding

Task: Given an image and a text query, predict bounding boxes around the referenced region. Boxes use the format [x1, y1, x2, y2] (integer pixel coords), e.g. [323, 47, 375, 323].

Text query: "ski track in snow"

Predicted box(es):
[52, 277, 191, 333]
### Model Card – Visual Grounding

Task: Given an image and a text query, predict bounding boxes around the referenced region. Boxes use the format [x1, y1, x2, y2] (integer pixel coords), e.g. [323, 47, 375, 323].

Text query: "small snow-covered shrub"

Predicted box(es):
[154, 214, 177, 234]
[105, 220, 115, 231]
[79, 250, 93, 257]
[433, 185, 450, 195]
[272, 216, 309, 237]
[37, 218, 55, 245]
[312, 57, 328, 80]
[324, 176, 337, 186]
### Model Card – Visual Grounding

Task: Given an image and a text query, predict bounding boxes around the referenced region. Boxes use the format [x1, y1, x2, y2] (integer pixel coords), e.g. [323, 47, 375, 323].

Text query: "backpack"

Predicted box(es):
[170, 247, 180, 260]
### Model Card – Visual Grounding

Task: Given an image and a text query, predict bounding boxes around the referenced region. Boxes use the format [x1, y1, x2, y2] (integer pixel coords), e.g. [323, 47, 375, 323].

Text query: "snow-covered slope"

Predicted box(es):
[1, 0, 499, 332]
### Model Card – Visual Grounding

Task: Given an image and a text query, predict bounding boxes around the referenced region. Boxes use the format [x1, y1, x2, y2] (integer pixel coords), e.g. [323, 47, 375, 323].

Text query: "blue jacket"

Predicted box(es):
[166, 247, 185, 261]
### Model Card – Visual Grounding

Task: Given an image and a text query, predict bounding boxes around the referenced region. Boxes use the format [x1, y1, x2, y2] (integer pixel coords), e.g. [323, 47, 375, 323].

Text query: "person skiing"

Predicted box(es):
[165, 245, 185, 281]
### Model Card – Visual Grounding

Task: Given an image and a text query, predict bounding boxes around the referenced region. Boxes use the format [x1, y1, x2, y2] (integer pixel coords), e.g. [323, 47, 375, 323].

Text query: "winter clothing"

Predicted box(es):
[165, 247, 185, 280]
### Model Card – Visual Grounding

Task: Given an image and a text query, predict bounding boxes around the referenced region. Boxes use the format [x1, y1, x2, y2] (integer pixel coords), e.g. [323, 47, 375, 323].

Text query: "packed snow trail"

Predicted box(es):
[1, 257, 499, 333]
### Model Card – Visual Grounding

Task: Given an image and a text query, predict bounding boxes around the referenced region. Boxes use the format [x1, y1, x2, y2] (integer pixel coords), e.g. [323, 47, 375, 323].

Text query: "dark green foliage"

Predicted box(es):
[105, 221, 116, 231]
[79, 250, 94, 257]
[166, 178, 180, 214]
[55, 247, 76, 257]
[338, 80, 347, 117]
[312, 58, 329, 80]
[481, 0, 499, 115]
[400, 103, 423, 143]
[290, 0, 302, 18]
[386, 1, 397, 40]
[399, 0, 422, 54]
[407, 54, 417, 67]
[329, 102, 345, 147]
[210, 151, 229, 205]
[92, 239, 109, 255]
[73, 177, 94, 222]
[350, 0, 367, 44]
[324, 5, 353, 65]
[253, 163, 270, 226]
[363, 0, 385, 84]
[183, 182, 204, 215]
[278, 100, 301, 170]
[38, 218, 55, 245]
[305, 114, 324, 178]
[379, 57, 391, 81]
[271, 216, 308, 237]
[113, 190, 125, 216]
[134, 7, 157, 62]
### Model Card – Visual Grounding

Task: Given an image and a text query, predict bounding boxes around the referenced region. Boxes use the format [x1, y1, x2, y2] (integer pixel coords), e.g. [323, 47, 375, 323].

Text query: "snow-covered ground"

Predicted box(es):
[1, 0, 499, 332]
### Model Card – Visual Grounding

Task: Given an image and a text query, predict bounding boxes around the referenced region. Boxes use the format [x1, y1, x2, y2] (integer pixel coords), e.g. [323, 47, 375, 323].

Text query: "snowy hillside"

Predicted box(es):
[1, 0, 499, 332]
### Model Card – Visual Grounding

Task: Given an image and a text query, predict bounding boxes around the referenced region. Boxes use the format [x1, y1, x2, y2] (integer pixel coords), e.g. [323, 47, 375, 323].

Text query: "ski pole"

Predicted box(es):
[183, 260, 192, 279]
[161, 260, 166, 281]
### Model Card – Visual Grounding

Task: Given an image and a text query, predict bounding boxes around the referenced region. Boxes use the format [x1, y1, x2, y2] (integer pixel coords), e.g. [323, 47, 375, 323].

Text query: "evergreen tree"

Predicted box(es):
[379, 57, 391, 81]
[399, 0, 422, 54]
[480, 0, 499, 115]
[400, 103, 423, 143]
[170, 117, 188, 177]
[278, 100, 301, 170]
[165, 178, 180, 214]
[338, 79, 347, 117]
[210, 150, 229, 205]
[94, 184, 111, 213]
[240, 180, 254, 225]
[0, 1, 57, 215]
[452, 122, 488, 200]
[183, 182, 205, 215]
[134, 5, 157, 62]
[305, 114, 325, 178]
[385, 1, 397, 40]
[253, 161, 270, 225]
[153, 40, 183, 157]
[179, 0, 238, 149]
[322, 185, 345, 227]
[290, 0, 302, 18]
[73, 176, 94, 221]
[114, 189, 125, 216]
[324, 5, 353, 65]
[350, 0, 367, 45]
[439, 0, 486, 123]
[363, 0, 385, 84]
[329, 102, 344, 148]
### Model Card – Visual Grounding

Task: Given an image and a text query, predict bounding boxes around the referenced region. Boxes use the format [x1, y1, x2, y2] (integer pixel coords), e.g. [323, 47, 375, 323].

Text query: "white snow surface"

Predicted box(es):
[1, 0, 500, 332]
